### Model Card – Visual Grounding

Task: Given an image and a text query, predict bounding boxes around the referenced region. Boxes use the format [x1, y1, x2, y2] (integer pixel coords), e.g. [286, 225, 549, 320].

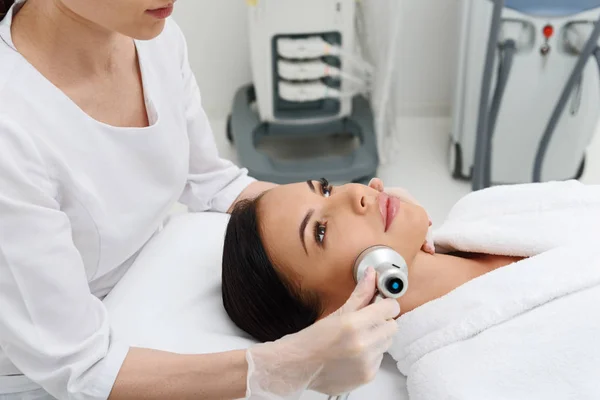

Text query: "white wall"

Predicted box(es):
[395, 0, 461, 116]
[172, 0, 252, 118]
[172, 0, 462, 119]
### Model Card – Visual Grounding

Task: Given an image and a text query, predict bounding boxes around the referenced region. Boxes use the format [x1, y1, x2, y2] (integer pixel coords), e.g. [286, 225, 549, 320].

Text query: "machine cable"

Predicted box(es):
[593, 45, 600, 73]
[483, 39, 517, 188]
[472, 0, 505, 191]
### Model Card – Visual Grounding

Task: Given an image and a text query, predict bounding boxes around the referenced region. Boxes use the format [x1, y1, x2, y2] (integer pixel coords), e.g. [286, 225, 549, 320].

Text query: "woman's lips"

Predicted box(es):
[146, 4, 174, 19]
[379, 193, 400, 232]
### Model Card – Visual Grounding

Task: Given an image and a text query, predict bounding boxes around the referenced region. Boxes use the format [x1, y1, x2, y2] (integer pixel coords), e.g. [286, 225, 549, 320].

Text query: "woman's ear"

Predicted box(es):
[368, 178, 384, 192]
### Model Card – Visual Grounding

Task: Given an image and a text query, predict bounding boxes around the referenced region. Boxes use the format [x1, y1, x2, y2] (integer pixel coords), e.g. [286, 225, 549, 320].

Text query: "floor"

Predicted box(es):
[210, 116, 600, 225]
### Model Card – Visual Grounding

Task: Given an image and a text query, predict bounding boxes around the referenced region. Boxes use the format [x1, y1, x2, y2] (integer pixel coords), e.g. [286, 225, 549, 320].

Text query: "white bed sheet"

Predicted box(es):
[103, 212, 409, 400]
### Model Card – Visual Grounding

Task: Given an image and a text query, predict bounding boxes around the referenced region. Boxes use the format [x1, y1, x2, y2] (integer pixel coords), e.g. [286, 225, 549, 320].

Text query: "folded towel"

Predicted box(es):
[433, 180, 600, 257]
[388, 180, 600, 400]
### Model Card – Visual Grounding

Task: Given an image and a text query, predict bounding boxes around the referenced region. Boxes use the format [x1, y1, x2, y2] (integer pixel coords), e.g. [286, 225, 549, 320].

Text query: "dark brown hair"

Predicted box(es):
[221, 197, 322, 342]
[0, 0, 15, 20]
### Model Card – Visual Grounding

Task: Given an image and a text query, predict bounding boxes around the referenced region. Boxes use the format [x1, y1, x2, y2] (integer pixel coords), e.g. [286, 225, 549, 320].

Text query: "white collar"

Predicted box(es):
[0, 0, 26, 51]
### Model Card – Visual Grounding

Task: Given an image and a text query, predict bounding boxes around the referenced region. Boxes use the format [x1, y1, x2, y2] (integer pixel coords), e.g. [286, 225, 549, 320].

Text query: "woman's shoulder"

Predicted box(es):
[0, 41, 24, 102]
[0, 41, 47, 131]
[0, 51, 42, 143]
[161, 18, 187, 44]
[0, 49, 50, 160]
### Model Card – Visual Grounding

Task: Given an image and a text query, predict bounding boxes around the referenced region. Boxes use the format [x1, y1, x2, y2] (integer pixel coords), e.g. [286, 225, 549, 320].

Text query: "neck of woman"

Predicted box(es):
[11, 0, 130, 77]
[398, 251, 517, 315]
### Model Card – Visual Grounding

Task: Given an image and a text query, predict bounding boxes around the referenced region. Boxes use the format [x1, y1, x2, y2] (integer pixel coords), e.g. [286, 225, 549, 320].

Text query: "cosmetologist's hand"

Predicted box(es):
[245, 267, 399, 398]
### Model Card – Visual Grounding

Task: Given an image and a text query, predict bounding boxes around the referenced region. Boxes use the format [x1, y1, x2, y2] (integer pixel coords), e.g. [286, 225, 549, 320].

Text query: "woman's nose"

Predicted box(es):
[346, 185, 371, 215]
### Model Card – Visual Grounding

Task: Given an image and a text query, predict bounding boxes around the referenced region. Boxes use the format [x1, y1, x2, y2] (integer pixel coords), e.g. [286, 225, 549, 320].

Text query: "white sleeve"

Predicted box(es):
[0, 120, 129, 400]
[172, 22, 256, 213]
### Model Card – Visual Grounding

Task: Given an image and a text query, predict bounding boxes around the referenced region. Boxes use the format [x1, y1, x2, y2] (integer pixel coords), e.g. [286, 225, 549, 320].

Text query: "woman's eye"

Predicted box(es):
[314, 223, 326, 244]
[319, 177, 332, 197]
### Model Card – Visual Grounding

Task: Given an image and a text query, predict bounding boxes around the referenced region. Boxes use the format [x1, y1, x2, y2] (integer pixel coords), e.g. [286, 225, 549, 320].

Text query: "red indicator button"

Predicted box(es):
[543, 24, 554, 39]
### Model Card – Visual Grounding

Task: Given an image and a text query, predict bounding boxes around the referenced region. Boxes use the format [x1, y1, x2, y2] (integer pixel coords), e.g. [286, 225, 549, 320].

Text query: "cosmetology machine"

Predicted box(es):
[451, 0, 600, 190]
[228, 0, 378, 184]
[353, 246, 409, 300]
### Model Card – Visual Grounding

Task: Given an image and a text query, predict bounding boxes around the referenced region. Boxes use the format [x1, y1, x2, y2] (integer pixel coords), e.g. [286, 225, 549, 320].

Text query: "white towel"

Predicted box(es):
[388, 180, 600, 400]
[433, 180, 600, 257]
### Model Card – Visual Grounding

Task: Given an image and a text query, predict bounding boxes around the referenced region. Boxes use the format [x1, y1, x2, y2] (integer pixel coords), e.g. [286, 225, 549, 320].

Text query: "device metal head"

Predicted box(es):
[353, 245, 409, 299]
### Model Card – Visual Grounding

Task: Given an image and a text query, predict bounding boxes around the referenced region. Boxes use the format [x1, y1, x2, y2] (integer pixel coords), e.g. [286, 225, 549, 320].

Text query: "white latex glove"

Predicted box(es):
[245, 267, 400, 399]
[368, 178, 435, 255]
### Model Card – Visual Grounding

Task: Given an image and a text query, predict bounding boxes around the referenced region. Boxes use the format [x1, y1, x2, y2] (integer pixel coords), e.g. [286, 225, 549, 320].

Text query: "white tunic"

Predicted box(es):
[0, 3, 254, 399]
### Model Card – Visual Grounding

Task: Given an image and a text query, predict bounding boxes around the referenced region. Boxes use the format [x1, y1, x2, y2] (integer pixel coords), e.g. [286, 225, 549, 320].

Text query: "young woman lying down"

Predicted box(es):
[222, 178, 600, 399]
[222, 177, 522, 341]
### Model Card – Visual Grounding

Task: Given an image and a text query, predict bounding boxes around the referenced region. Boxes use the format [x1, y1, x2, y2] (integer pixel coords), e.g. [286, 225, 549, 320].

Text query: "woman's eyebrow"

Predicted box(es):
[306, 180, 316, 193]
[299, 209, 314, 255]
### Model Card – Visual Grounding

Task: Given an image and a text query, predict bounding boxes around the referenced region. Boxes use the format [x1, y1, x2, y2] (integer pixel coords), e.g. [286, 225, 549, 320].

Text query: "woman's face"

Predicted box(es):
[59, 0, 175, 40]
[258, 179, 430, 316]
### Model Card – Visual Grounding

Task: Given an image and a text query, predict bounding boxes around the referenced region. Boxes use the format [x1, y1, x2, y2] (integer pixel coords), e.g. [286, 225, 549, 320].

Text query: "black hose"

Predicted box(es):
[593, 46, 600, 80]
[472, 0, 505, 191]
[483, 39, 517, 187]
[533, 16, 600, 182]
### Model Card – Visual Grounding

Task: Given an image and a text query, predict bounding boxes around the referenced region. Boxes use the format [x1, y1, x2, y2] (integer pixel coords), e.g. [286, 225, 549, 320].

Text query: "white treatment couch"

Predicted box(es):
[103, 212, 409, 400]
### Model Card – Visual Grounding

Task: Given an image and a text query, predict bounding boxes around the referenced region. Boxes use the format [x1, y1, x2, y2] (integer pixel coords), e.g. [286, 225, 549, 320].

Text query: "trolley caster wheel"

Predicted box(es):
[574, 156, 586, 180]
[448, 140, 466, 180]
[226, 114, 234, 144]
